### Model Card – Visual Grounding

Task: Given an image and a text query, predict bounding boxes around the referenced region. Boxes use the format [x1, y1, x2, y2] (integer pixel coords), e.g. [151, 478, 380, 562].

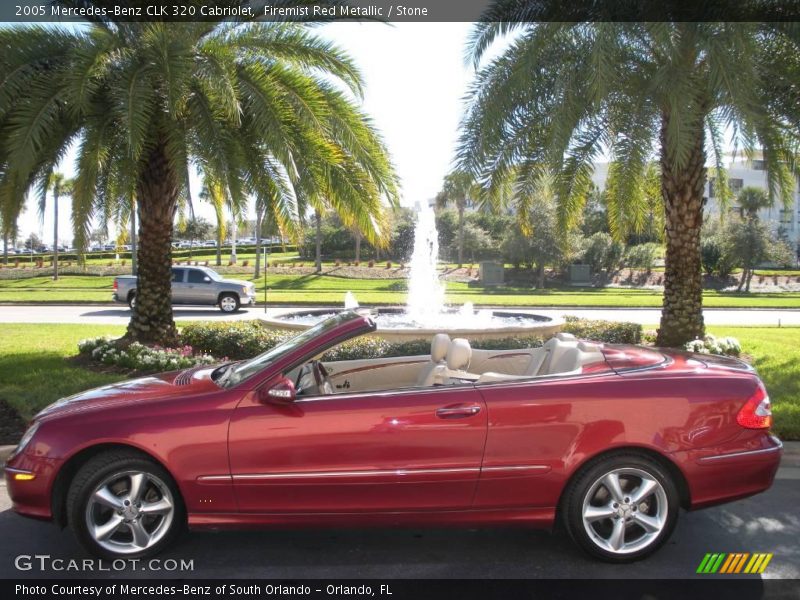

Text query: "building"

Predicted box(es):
[591, 154, 800, 255]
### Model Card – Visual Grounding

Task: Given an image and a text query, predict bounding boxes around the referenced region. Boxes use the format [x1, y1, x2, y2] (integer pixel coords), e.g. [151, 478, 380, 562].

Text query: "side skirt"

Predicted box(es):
[188, 507, 555, 530]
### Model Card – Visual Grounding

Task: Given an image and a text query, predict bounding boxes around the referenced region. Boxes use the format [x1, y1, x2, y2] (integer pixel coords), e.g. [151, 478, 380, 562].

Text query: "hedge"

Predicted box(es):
[180, 316, 642, 362]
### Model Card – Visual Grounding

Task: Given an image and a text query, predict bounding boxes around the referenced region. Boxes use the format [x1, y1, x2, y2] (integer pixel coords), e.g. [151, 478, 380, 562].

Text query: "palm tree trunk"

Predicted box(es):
[254, 207, 262, 277]
[2, 230, 8, 265]
[457, 201, 465, 268]
[737, 268, 747, 292]
[656, 113, 706, 347]
[354, 230, 362, 263]
[537, 263, 545, 289]
[130, 197, 138, 275]
[126, 141, 180, 345]
[315, 208, 322, 273]
[52, 187, 59, 280]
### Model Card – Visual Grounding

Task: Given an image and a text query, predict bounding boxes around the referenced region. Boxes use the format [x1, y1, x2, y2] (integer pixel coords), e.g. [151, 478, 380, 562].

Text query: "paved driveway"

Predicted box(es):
[1, 304, 799, 326]
[1, 468, 797, 580]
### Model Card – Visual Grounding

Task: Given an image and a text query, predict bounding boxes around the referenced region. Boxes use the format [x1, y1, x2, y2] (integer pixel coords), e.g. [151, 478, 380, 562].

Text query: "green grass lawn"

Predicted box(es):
[1, 273, 800, 308]
[706, 326, 800, 442]
[0, 323, 797, 440]
[0, 324, 126, 422]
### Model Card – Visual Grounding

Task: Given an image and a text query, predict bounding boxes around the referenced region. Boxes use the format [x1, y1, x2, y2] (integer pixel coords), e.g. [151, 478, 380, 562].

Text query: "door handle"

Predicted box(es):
[436, 405, 481, 419]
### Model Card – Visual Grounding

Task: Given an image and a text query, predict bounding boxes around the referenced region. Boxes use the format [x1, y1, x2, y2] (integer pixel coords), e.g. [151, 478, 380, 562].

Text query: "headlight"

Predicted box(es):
[10, 422, 40, 459]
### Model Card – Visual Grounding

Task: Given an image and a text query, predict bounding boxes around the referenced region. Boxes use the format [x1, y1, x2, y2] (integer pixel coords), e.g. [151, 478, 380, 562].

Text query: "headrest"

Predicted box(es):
[556, 332, 577, 341]
[431, 333, 451, 363]
[447, 338, 472, 371]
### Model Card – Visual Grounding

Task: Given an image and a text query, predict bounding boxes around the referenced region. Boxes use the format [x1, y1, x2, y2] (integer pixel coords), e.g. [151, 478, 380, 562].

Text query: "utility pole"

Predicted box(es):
[130, 196, 138, 275]
[52, 184, 59, 280]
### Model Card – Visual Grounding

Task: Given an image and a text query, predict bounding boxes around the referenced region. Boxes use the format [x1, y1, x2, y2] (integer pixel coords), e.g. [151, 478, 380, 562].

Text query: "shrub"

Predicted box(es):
[180, 317, 642, 364]
[581, 232, 625, 274]
[181, 321, 289, 360]
[701, 238, 723, 276]
[684, 334, 741, 357]
[562, 316, 642, 344]
[623, 243, 659, 271]
[78, 337, 217, 371]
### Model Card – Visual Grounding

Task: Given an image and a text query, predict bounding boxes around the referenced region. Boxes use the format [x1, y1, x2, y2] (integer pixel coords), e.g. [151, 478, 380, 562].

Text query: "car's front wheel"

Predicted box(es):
[66, 450, 184, 559]
[562, 453, 679, 562]
[218, 293, 240, 313]
[127, 292, 136, 310]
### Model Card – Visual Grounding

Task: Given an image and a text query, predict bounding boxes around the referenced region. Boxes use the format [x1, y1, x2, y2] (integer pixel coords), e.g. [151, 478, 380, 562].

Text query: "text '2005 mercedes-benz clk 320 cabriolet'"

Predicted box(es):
[5, 311, 782, 562]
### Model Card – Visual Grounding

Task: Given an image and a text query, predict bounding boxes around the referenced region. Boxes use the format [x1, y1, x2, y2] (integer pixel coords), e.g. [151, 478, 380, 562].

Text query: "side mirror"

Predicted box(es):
[203, 276, 211, 283]
[258, 377, 296, 405]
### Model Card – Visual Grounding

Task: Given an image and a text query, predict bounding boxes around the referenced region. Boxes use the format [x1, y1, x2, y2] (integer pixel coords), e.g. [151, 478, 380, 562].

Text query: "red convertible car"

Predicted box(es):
[4, 311, 781, 562]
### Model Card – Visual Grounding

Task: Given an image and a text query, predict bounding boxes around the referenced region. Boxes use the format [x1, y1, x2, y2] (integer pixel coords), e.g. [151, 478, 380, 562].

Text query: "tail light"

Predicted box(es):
[737, 381, 772, 429]
[113, 279, 118, 291]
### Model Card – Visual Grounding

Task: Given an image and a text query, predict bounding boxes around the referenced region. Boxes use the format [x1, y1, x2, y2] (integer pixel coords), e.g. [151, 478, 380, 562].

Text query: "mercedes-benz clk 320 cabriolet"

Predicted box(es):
[5, 311, 782, 562]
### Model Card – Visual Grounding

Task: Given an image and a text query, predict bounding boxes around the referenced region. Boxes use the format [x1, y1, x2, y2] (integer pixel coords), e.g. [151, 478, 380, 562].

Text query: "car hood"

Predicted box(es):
[224, 279, 254, 288]
[35, 367, 220, 420]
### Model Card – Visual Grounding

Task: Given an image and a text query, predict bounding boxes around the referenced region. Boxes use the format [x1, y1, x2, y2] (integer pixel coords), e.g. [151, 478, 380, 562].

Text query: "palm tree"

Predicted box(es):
[199, 178, 229, 267]
[733, 186, 775, 291]
[435, 171, 480, 268]
[458, 20, 800, 347]
[0, 15, 398, 344]
[39, 172, 73, 280]
[736, 186, 774, 221]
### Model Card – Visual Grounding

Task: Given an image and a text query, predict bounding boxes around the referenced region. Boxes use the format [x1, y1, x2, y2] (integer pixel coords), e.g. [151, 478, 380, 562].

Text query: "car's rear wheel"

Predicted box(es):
[219, 293, 240, 313]
[127, 293, 136, 310]
[562, 453, 679, 562]
[66, 450, 184, 559]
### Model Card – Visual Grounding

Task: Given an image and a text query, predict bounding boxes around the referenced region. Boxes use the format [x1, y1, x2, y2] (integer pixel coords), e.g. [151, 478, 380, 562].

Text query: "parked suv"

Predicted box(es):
[113, 266, 257, 312]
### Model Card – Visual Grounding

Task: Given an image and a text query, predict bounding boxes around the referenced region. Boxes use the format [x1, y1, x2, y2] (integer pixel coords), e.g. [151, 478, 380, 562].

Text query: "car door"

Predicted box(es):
[228, 383, 487, 513]
[184, 268, 216, 304]
[170, 268, 187, 303]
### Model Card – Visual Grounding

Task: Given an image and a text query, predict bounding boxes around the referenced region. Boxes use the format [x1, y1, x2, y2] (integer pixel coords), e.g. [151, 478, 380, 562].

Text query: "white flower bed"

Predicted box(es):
[78, 337, 218, 371]
[684, 334, 742, 357]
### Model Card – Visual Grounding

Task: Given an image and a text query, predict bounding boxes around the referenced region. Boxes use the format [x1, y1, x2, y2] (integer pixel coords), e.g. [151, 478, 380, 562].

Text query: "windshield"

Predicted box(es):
[217, 312, 365, 388]
[201, 267, 223, 281]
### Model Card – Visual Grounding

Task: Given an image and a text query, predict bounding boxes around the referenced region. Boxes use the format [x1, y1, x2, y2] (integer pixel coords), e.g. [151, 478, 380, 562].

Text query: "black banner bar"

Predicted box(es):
[3, 0, 800, 23]
[4, 579, 800, 600]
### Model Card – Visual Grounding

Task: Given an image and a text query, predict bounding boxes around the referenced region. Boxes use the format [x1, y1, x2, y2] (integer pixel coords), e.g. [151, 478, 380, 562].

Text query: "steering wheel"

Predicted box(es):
[312, 360, 334, 395]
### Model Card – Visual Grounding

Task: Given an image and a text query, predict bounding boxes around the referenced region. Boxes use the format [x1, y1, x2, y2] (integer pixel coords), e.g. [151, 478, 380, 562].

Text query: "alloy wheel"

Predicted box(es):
[581, 467, 668, 555]
[85, 470, 175, 555]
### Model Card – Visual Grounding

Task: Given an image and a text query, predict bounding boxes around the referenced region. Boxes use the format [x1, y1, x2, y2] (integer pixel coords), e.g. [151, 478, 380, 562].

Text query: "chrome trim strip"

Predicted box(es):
[199, 465, 552, 482]
[199, 467, 480, 482]
[3, 467, 33, 475]
[481, 465, 549, 472]
[698, 441, 783, 463]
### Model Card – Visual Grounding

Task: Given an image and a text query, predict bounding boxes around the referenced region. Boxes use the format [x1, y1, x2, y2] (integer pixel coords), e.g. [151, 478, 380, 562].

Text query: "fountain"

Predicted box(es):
[260, 204, 563, 341]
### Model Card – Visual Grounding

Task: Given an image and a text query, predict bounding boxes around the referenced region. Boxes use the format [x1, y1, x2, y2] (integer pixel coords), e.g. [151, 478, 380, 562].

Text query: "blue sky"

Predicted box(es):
[15, 22, 478, 243]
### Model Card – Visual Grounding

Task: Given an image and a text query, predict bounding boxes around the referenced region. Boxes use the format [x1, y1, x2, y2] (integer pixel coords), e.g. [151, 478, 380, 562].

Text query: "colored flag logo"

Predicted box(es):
[697, 553, 773, 574]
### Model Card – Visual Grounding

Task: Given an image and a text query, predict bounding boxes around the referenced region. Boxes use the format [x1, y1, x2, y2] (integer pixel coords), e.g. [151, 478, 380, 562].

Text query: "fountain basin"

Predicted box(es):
[260, 307, 564, 343]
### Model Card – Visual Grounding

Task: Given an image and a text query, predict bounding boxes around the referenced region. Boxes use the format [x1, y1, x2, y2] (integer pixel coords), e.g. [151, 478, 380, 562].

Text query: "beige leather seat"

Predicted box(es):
[476, 336, 605, 384]
[443, 338, 475, 382]
[534, 332, 579, 375]
[416, 333, 451, 386]
[548, 341, 605, 375]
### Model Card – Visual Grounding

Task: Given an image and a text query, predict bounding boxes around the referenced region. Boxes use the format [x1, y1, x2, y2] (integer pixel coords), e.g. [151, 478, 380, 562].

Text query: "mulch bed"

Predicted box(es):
[0, 399, 26, 445]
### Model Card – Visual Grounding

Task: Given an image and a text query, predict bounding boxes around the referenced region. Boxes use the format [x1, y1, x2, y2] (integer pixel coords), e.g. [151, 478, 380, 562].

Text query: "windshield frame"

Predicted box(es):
[218, 311, 374, 389]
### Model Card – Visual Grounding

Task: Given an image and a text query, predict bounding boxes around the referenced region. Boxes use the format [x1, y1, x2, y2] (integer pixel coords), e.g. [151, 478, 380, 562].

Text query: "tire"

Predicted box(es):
[127, 292, 136, 310]
[218, 293, 240, 313]
[66, 449, 185, 560]
[561, 452, 679, 563]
